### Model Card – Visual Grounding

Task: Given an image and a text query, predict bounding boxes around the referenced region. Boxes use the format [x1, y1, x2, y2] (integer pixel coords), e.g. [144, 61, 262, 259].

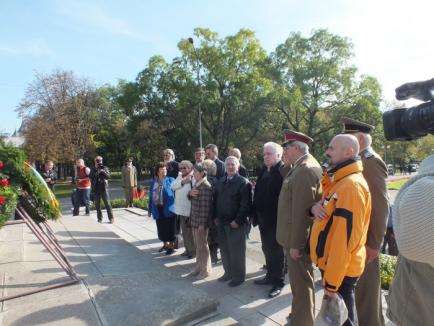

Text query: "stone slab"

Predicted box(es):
[86, 273, 218, 326]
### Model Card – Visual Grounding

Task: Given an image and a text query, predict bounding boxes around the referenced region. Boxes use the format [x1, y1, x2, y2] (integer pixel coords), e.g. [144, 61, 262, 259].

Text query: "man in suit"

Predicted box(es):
[252, 142, 285, 298]
[205, 144, 225, 179]
[276, 131, 322, 325]
[342, 117, 389, 326]
[163, 148, 179, 179]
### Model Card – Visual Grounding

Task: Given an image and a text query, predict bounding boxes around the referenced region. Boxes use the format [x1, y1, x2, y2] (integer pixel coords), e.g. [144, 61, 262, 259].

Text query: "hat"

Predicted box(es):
[193, 163, 207, 173]
[341, 117, 374, 134]
[282, 130, 313, 147]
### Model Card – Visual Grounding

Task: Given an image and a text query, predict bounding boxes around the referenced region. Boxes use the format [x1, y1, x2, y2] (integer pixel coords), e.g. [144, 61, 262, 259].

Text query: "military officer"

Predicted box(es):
[276, 130, 322, 325]
[342, 117, 389, 326]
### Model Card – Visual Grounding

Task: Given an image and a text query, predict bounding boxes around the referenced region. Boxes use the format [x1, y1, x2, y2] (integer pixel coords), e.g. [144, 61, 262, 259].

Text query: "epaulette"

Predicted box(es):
[363, 149, 374, 159]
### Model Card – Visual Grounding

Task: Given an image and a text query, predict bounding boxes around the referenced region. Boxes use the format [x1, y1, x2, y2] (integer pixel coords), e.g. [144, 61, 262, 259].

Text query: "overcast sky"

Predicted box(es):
[1, 0, 433, 135]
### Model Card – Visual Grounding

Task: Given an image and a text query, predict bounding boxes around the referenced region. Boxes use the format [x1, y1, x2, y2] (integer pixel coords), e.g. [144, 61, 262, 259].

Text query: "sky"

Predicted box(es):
[1, 0, 433, 135]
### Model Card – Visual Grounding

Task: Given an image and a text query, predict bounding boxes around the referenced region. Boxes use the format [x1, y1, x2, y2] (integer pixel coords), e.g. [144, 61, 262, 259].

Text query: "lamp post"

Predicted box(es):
[188, 37, 203, 148]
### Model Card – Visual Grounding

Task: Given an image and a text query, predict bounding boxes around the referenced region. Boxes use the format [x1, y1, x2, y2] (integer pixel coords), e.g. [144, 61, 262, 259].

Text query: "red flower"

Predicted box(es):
[0, 196, 5, 205]
[0, 161, 3, 168]
[0, 179, 8, 187]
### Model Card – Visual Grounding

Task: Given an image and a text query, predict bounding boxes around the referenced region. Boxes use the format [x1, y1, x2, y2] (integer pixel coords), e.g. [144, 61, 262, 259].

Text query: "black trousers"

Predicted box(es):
[339, 276, 359, 326]
[94, 191, 113, 221]
[258, 221, 284, 287]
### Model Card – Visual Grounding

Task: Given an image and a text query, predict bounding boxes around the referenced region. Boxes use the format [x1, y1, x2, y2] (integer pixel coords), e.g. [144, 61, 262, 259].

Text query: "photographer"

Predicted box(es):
[90, 156, 114, 223]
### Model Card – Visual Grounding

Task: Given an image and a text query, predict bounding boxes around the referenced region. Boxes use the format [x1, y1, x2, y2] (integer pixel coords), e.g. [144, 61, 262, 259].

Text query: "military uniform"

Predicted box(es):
[276, 131, 322, 325]
[342, 117, 389, 326]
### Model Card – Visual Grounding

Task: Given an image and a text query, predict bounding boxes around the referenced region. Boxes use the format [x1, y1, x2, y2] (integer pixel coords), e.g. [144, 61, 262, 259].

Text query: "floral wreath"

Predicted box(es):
[0, 144, 61, 228]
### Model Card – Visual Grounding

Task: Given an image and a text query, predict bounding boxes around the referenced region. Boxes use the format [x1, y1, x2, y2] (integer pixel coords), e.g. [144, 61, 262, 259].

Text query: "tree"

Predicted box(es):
[17, 70, 99, 163]
[270, 29, 382, 155]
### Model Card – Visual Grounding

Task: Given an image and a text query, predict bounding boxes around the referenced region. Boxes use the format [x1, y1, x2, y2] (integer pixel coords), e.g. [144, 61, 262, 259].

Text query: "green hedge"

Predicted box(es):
[379, 254, 397, 289]
[90, 197, 148, 210]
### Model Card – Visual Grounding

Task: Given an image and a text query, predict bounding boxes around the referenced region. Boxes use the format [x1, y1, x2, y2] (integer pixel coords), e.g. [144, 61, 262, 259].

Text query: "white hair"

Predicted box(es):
[291, 141, 309, 154]
[356, 132, 372, 150]
[225, 155, 240, 166]
[264, 142, 283, 158]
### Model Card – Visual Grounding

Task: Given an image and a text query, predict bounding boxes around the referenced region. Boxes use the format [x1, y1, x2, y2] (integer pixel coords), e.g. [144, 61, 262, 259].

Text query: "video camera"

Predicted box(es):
[383, 78, 434, 141]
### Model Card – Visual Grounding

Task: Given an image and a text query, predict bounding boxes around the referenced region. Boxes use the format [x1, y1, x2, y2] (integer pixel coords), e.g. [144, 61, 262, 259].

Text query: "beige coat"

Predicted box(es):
[276, 154, 322, 250]
[121, 165, 137, 188]
[360, 147, 389, 250]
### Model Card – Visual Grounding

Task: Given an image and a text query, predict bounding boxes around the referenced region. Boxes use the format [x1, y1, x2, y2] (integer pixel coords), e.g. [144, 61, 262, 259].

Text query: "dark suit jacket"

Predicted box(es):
[214, 158, 225, 179]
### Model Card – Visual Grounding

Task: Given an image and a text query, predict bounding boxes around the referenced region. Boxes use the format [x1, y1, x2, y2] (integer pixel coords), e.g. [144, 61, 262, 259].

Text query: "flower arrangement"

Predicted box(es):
[0, 144, 61, 228]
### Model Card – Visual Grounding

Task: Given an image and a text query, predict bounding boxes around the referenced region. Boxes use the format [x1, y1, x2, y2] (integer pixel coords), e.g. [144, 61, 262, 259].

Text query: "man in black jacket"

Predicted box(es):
[90, 156, 114, 223]
[214, 156, 252, 287]
[252, 142, 285, 298]
[41, 160, 57, 190]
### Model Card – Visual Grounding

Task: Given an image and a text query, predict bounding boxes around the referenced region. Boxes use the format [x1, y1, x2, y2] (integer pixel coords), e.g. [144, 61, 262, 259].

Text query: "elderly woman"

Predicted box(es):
[148, 162, 177, 255]
[188, 163, 213, 279]
[202, 159, 219, 264]
[171, 160, 196, 259]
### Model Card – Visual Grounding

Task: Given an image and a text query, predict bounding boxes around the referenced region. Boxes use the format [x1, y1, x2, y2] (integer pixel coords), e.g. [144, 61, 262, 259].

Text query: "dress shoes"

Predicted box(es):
[217, 274, 231, 282]
[228, 280, 244, 287]
[180, 251, 189, 257]
[268, 285, 282, 298]
[254, 277, 271, 285]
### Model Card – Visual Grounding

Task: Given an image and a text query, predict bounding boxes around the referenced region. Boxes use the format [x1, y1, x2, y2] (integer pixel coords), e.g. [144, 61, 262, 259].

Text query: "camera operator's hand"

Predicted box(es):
[365, 246, 379, 264]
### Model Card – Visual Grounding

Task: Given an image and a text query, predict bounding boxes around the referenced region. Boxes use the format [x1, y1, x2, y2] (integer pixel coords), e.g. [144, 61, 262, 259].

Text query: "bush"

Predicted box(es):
[90, 197, 148, 210]
[379, 254, 398, 290]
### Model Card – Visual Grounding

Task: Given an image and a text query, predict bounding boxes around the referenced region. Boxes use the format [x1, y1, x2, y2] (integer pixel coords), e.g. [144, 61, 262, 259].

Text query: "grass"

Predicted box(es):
[387, 179, 407, 190]
[53, 182, 75, 198]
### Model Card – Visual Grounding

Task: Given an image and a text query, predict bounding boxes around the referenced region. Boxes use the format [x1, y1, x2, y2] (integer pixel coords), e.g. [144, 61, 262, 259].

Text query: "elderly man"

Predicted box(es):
[163, 148, 179, 178]
[121, 158, 138, 207]
[228, 148, 248, 178]
[310, 134, 372, 326]
[276, 131, 322, 324]
[214, 156, 252, 287]
[41, 160, 57, 190]
[252, 142, 285, 298]
[341, 117, 389, 326]
[205, 144, 225, 179]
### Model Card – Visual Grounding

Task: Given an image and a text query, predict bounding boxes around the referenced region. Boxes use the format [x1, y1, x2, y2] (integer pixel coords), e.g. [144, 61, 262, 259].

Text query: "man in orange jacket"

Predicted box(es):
[310, 134, 371, 326]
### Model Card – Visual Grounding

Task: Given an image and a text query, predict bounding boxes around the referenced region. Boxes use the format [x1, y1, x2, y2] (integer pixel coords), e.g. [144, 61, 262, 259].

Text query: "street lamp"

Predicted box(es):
[188, 37, 203, 148]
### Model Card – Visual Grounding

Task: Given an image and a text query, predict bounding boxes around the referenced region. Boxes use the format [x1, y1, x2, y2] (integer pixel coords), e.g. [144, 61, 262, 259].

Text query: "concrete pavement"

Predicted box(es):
[1, 205, 395, 325]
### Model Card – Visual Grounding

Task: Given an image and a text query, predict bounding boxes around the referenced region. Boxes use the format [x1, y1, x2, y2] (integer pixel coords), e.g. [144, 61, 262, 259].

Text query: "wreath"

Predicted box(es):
[0, 144, 61, 228]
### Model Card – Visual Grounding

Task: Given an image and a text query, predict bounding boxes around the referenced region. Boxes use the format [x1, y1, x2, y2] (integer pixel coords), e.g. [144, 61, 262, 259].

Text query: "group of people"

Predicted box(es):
[146, 117, 391, 326]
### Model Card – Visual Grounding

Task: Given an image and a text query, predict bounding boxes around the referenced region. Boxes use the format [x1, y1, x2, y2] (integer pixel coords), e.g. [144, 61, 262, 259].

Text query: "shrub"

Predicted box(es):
[90, 197, 148, 210]
[379, 254, 398, 290]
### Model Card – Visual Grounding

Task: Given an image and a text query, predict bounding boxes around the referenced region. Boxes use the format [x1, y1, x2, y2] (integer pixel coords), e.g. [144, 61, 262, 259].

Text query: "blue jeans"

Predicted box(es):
[73, 188, 90, 215]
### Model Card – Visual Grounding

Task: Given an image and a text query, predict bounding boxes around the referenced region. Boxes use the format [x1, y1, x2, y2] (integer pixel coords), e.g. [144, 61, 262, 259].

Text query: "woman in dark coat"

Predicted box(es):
[148, 162, 176, 255]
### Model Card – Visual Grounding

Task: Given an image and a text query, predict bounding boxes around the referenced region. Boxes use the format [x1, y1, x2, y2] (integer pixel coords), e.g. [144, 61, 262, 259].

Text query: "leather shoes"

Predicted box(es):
[268, 285, 282, 298]
[218, 274, 231, 282]
[228, 280, 244, 287]
[254, 277, 271, 285]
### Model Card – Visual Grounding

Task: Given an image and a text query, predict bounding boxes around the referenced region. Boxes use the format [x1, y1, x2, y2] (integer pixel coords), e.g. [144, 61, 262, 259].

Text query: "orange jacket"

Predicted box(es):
[310, 159, 371, 292]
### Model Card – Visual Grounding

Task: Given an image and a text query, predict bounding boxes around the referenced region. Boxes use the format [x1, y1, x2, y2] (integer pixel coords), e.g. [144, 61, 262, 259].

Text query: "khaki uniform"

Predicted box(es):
[276, 154, 322, 326]
[356, 147, 389, 326]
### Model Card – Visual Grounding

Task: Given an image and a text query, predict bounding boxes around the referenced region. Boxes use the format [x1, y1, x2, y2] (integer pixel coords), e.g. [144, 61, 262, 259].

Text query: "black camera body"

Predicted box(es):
[383, 78, 434, 141]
